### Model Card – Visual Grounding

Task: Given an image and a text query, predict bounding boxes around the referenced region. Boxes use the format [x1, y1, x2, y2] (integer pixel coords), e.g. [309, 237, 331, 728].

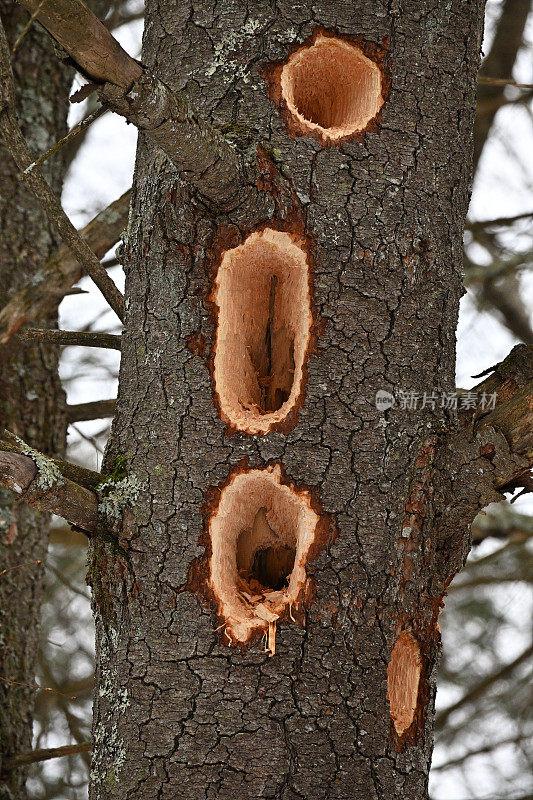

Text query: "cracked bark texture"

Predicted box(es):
[0, 5, 71, 797]
[91, 2, 485, 799]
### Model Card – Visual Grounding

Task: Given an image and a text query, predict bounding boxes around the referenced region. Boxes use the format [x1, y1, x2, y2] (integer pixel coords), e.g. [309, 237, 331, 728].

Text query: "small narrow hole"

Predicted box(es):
[280, 34, 383, 143]
[387, 631, 422, 737]
[213, 229, 311, 435]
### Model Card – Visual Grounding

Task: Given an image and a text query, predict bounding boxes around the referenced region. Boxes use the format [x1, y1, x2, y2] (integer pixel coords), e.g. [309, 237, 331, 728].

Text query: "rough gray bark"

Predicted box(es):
[0, 5, 70, 797]
[90, 2, 487, 799]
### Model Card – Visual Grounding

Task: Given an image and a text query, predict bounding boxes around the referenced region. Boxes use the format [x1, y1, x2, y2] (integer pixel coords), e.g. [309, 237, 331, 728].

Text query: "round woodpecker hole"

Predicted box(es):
[280, 34, 384, 144]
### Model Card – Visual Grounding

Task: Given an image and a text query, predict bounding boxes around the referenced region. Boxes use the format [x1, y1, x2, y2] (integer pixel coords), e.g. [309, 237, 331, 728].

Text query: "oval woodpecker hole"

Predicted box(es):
[209, 465, 319, 652]
[213, 228, 312, 435]
[280, 34, 383, 144]
[387, 631, 422, 737]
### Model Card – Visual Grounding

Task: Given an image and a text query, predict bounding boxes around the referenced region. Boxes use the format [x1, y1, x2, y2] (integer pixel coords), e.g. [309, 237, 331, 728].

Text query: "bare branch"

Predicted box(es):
[17, 328, 122, 350]
[49, 524, 88, 546]
[465, 248, 533, 285]
[448, 574, 532, 589]
[105, 6, 144, 32]
[4, 741, 92, 770]
[476, 88, 533, 118]
[22, 104, 106, 177]
[467, 211, 533, 230]
[0, 451, 98, 535]
[1, 429, 102, 489]
[0, 190, 130, 343]
[17, 0, 142, 87]
[471, 502, 533, 543]
[16, 0, 244, 205]
[478, 278, 533, 345]
[0, 18, 125, 322]
[432, 734, 527, 772]
[478, 76, 533, 90]
[434, 644, 533, 730]
[67, 398, 116, 423]
[474, 0, 531, 171]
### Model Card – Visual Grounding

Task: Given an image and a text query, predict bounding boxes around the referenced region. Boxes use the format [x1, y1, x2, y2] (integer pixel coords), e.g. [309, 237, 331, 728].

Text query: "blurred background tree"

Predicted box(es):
[4, 0, 531, 798]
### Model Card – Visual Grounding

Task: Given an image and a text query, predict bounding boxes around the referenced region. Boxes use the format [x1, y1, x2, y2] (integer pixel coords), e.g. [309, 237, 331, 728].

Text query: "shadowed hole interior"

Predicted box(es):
[280, 34, 383, 142]
[209, 466, 319, 644]
[237, 507, 297, 590]
[251, 546, 296, 590]
[213, 229, 311, 435]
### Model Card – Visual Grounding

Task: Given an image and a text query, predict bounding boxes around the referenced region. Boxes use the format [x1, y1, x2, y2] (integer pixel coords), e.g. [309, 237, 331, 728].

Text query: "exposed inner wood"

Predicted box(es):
[213, 228, 311, 434]
[386, 631, 422, 737]
[280, 34, 383, 142]
[209, 465, 319, 647]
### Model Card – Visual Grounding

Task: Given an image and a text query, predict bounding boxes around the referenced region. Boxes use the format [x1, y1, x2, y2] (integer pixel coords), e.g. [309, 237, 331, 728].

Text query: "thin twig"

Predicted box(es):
[70, 423, 106, 456]
[4, 741, 92, 769]
[46, 563, 91, 601]
[0, 19, 125, 321]
[478, 76, 533, 89]
[0, 190, 130, 343]
[11, 0, 46, 53]
[0, 675, 76, 699]
[21, 105, 106, 176]
[17, 328, 122, 350]
[1, 559, 41, 575]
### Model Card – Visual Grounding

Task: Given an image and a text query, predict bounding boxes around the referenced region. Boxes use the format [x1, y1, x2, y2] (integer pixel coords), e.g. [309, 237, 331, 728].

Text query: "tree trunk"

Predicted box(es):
[0, 6, 70, 798]
[91, 2, 485, 799]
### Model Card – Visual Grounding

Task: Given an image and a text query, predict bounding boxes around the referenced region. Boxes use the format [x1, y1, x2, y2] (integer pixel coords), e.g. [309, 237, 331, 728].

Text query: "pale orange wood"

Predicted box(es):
[387, 631, 422, 737]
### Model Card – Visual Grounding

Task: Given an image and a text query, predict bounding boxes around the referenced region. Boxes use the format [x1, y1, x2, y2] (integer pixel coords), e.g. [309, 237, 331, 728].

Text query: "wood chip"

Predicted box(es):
[254, 603, 279, 623]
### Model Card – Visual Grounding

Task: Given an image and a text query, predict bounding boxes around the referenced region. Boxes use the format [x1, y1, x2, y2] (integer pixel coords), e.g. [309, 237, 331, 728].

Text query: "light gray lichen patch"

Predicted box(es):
[16, 436, 65, 490]
[98, 474, 144, 520]
[91, 619, 130, 788]
[205, 17, 268, 82]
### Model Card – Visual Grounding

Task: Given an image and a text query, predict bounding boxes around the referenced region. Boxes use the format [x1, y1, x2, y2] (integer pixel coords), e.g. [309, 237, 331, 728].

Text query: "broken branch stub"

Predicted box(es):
[208, 465, 320, 651]
[386, 631, 423, 738]
[212, 228, 312, 435]
[277, 33, 384, 145]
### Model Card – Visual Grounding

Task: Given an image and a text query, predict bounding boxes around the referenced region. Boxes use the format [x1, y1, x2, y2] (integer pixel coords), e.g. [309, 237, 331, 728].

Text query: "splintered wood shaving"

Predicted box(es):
[237, 579, 287, 657]
[234, 506, 299, 656]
